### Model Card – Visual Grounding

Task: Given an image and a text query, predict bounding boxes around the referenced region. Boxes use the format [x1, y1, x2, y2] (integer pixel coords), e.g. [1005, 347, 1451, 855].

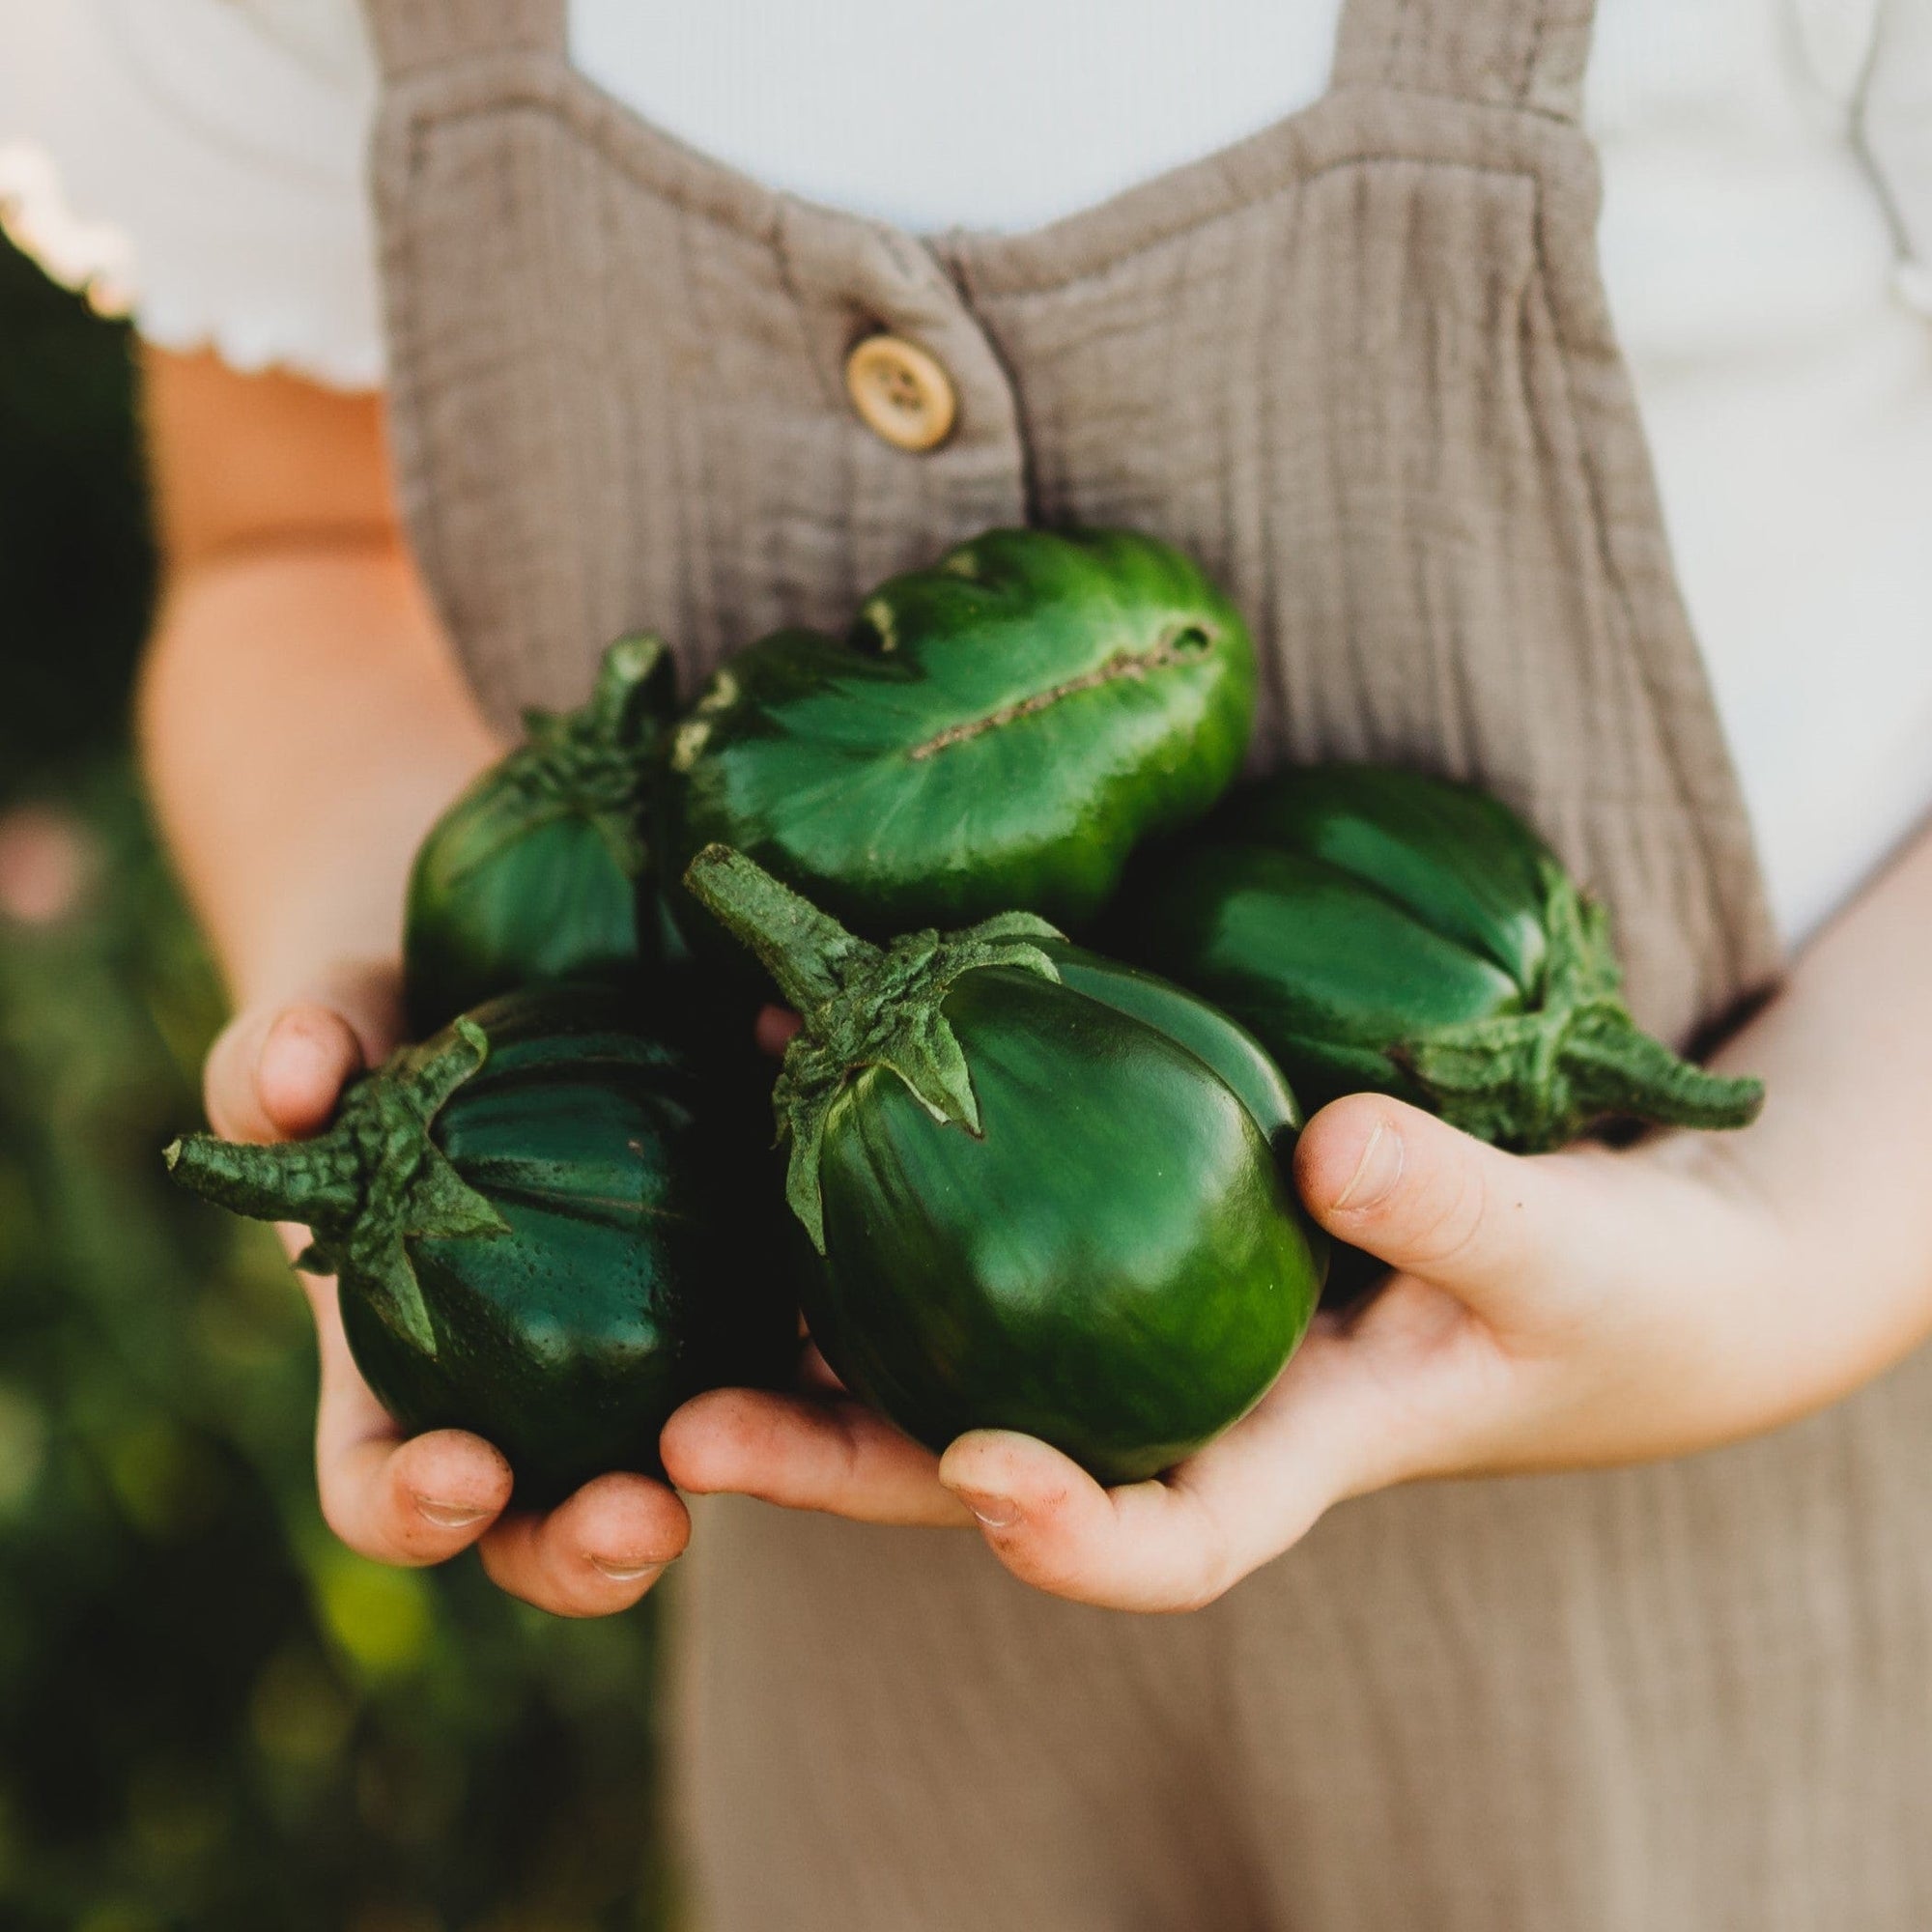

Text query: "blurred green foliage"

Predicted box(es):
[0, 237, 671, 1929]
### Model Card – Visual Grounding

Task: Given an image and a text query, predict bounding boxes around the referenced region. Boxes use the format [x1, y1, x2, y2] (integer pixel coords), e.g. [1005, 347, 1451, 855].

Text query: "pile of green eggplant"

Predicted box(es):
[167, 988, 795, 1503]
[168, 526, 1762, 1498]
[1110, 764, 1764, 1154]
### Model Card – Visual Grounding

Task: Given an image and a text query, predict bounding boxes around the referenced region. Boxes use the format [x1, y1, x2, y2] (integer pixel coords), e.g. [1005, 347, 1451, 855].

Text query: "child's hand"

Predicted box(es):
[204, 962, 689, 1617]
[676, 826, 1932, 1612]
[663, 1094, 1814, 1608]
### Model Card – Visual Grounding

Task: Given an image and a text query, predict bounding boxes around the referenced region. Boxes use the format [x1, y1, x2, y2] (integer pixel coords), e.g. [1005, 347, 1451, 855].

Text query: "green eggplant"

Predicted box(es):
[403, 634, 676, 1037]
[682, 846, 1325, 1486]
[1118, 764, 1765, 1153]
[164, 987, 795, 1503]
[661, 527, 1257, 952]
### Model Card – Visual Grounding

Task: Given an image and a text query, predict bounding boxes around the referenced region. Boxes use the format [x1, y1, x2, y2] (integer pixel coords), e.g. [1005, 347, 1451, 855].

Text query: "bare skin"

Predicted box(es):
[142, 347, 1932, 1617]
[140, 347, 688, 1616]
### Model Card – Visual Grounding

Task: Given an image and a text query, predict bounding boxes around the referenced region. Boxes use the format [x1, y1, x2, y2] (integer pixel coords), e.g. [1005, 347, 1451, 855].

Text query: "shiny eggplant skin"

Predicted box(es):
[407, 810, 645, 1035]
[167, 987, 794, 1504]
[682, 849, 1325, 1487]
[813, 966, 1323, 1482]
[1120, 838, 1523, 1116]
[1043, 942, 1306, 1142]
[1119, 765, 1764, 1151]
[404, 636, 674, 1037]
[661, 527, 1256, 948]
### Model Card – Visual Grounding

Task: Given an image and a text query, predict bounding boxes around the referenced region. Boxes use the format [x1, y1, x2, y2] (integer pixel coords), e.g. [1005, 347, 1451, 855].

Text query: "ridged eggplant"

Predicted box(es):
[661, 527, 1256, 951]
[403, 635, 675, 1037]
[682, 846, 1325, 1486]
[1118, 765, 1764, 1152]
[165, 987, 794, 1503]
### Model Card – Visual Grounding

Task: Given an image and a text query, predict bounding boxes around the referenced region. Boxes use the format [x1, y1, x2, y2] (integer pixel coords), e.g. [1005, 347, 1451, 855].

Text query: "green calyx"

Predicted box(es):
[506, 633, 674, 880]
[163, 1018, 510, 1352]
[680, 844, 1063, 1251]
[1395, 861, 1765, 1151]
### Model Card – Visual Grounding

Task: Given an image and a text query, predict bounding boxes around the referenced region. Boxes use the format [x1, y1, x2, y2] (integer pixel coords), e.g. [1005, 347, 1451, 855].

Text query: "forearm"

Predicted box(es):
[133, 345, 500, 1010]
[128, 355, 681, 1611]
[1676, 817, 1932, 1411]
[137, 538, 499, 1008]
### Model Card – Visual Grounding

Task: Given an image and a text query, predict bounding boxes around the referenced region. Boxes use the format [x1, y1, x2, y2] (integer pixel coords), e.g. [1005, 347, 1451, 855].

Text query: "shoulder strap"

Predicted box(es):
[1332, 0, 1595, 122]
[360, 0, 567, 78]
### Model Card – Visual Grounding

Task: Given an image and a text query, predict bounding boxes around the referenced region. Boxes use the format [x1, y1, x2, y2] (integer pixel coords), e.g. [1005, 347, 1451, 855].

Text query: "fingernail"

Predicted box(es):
[413, 1494, 490, 1529]
[952, 1489, 1023, 1530]
[1331, 1122, 1404, 1211]
[591, 1556, 667, 1584]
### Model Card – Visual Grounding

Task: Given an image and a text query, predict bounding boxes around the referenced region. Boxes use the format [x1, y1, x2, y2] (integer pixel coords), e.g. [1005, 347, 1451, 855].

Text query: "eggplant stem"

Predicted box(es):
[679, 846, 1064, 1252]
[1557, 1009, 1764, 1133]
[680, 844, 881, 1015]
[164, 1130, 358, 1227]
[164, 1017, 509, 1355]
[1398, 860, 1763, 1150]
[501, 634, 675, 882]
[586, 631, 675, 741]
[1398, 997, 1762, 1152]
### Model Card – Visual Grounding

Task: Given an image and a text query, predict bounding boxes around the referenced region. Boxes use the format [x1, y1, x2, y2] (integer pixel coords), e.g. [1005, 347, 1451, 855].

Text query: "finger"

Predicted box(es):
[259, 1003, 366, 1138]
[1294, 1094, 1589, 1315]
[204, 959, 402, 1143]
[308, 1277, 515, 1564]
[936, 1431, 1259, 1612]
[205, 1002, 355, 1141]
[661, 1387, 969, 1525]
[798, 1339, 846, 1393]
[477, 1473, 691, 1617]
[935, 1303, 1480, 1612]
[305, 956, 406, 1062]
[754, 1005, 802, 1057]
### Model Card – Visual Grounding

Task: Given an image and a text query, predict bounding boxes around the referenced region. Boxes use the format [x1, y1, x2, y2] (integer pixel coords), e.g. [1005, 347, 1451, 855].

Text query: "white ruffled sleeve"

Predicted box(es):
[1861, 0, 1932, 315]
[0, 0, 386, 388]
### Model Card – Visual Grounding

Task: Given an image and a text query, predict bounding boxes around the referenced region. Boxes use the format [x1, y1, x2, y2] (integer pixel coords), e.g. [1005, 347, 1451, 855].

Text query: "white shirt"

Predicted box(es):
[3, 0, 1929, 946]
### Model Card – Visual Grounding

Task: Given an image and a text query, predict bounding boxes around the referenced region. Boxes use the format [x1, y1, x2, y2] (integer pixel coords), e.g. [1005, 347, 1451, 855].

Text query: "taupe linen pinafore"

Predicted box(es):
[361, 1, 1932, 1924]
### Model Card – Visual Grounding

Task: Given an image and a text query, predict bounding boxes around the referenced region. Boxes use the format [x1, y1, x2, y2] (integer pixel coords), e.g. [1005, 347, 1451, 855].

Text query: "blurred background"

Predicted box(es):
[0, 233, 670, 1931]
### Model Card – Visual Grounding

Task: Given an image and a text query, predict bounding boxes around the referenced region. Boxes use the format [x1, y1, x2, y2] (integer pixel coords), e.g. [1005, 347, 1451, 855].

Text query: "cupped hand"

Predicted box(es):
[204, 963, 689, 1617]
[664, 1088, 1818, 1612]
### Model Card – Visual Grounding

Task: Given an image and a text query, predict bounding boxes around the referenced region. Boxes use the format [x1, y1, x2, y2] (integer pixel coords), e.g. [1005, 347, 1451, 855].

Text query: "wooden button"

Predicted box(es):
[844, 334, 957, 452]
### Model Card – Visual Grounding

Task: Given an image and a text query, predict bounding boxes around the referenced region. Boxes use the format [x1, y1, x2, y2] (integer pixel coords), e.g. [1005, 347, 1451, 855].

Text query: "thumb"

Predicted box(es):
[1294, 1094, 1582, 1310]
[204, 959, 401, 1143]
